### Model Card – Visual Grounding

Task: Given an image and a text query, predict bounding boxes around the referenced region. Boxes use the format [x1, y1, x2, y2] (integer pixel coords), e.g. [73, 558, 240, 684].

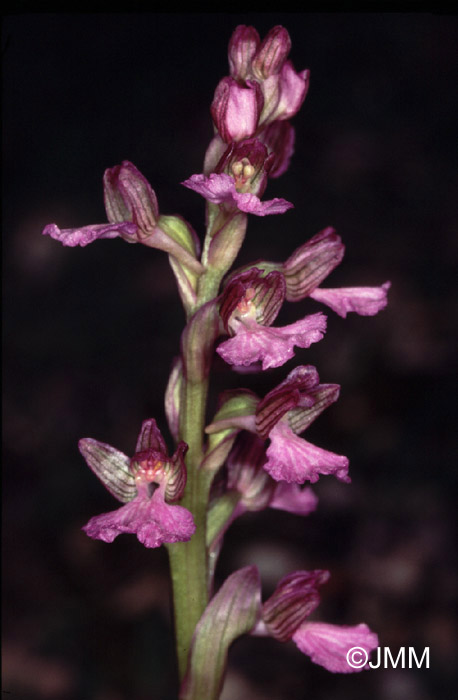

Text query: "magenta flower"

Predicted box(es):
[79, 419, 195, 548]
[226, 432, 318, 516]
[43, 160, 159, 247]
[182, 138, 293, 217]
[216, 268, 326, 369]
[282, 227, 391, 317]
[206, 365, 349, 486]
[255, 365, 350, 484]
[207, 432, 317, 556]
[258, 569, 379, 673]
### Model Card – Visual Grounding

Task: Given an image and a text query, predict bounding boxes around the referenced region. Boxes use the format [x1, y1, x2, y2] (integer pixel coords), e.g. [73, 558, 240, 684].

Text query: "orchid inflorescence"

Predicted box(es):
[44, 24, 388, 699]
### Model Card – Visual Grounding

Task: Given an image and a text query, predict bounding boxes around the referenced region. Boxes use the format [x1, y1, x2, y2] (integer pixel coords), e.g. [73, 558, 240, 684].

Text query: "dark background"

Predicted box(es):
[3, 12, 457, 700]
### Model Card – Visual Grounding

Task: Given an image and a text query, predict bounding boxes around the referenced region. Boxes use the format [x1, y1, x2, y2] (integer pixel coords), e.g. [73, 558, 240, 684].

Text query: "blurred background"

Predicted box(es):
[3, 12, 457, 700]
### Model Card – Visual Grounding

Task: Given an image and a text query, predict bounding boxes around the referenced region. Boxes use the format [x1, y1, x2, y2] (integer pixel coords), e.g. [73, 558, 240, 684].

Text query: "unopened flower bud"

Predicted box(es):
[251, 25, 291, 80]
[211, 77, 263, 143]
[228, 25, 260, 80]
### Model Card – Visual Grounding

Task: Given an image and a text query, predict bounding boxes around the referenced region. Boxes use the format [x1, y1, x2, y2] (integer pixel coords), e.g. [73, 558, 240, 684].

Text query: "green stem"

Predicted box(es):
[167, 377, 210, 681]
[167, 204, 248, 692]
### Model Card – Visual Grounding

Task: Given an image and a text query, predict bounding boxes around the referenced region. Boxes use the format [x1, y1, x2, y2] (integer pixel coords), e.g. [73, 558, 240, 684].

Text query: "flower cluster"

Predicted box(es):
[43, 23, 389, 698]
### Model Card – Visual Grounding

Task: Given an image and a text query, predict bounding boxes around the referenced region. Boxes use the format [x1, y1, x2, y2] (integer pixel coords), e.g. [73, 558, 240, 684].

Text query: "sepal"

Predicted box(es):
[78, 438, 136, 503]
[228, 25, 260, 80]
[103, 160, 159, 233]
[219, 268, 285, 332]
[288, 383, 340, 434]
[262, 570, 329, 641]
[135, 418, 167, 454]
[255, 365, 320, 439]
[165, 441, 188, 502]
[282, 228, 345, 301]
[251, 25, 291, 80]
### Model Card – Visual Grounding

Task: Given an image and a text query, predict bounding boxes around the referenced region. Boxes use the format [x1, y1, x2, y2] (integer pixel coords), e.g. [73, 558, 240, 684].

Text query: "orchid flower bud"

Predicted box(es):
[251, 25, 291, 80]
[211, 76, 263, 143]
[228, 25, 260, 80]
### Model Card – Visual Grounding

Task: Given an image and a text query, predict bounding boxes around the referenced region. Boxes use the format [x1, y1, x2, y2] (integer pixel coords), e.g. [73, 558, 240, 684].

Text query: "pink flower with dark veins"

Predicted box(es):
[255, 365, 350, 484]
[43, 160, 159, 247]
[282, 227, 391, 317]
[226, 432, 319, 516]
[255, 569, 379, 673]
[182, 138, 293, 216]
[216, 268, 326, 369]
[79, 418, 195, 548]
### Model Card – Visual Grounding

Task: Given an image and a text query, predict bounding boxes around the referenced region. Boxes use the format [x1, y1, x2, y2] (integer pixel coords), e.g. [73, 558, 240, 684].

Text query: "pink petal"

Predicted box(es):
[264, 421, 350, 484]
[216, 312, 326, 370]
[310, 282, 391, 317]
[233, 192, 293, 215]
[270, 482, 318, 515]
[293, 621, 379, 673]
[181, 173, 235, 204]
[82, 484, 195, 548]
[42, 221, 138, 247]
[182, 173, 293, 216]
